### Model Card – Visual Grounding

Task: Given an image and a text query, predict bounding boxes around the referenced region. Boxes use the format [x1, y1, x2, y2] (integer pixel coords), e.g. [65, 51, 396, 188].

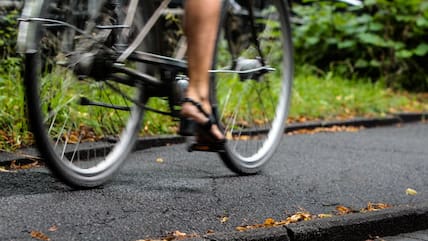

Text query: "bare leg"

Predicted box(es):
[181, 0, 224, 140]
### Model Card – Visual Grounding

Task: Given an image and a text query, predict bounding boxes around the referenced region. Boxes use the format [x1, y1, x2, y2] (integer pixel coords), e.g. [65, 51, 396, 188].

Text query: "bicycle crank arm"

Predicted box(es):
[80, 96, 173, 117]
[79, 97, 131, 111]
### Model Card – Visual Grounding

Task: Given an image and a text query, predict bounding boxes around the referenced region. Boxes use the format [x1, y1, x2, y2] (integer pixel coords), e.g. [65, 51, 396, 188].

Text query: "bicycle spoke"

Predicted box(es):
[21, 0, 146, 187]
[214, 0, 293, 173]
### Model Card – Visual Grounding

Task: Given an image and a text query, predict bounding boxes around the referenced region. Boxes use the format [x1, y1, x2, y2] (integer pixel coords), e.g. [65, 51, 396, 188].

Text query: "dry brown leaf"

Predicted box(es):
[336, 205, 354, 215]
[288, 125, 362, 136]
[159, 230, 197, 241]
[10, 160, 40, 170]
[361, 202, 391, 212]
[318, 213, 333, 218]
[48, 225, 58, 232]
[238, 135, 250, 140]
[68, 134, 79, 143]
[136, 239, 164, 241]
[220, 216, 229, 224]
[233, 202, 393, 234]
[236, 226, 249, 232]
[287, 212, 312, 223]
[254, 119, 267, 125]
[263, 218, 276, 226]
[235, 212, 314, 232]
[172, 230, 186, 237]
[30, 230, 50, 241]
[287, 116, 317, 123]
[0, 166, 14, 173]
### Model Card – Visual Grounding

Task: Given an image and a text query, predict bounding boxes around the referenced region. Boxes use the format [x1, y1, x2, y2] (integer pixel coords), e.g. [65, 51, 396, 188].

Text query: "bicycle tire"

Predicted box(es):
[212, 0, 294, 174]
[20, 0, 146, 188]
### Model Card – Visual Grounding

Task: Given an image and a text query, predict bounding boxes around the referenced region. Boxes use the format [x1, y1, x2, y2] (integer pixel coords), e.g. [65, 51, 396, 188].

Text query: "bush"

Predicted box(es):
[0, 9, 19, 59]
[292, 0, 428, 91]
[0, 9, 29, 151]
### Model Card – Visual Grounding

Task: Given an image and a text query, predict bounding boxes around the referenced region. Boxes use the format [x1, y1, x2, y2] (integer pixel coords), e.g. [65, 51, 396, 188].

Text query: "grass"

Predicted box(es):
[289, 66, 428, 122]
[0, 57, 32, 151]
[0, 61, 427, 152]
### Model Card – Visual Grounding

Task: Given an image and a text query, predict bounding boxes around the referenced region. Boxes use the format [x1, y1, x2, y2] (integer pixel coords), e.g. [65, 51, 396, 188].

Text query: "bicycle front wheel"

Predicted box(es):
[213, 0, 293, 174]
[20, 0, 145, 188]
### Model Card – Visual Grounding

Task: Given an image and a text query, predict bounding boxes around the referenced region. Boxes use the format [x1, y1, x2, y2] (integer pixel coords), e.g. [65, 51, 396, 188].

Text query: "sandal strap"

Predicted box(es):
[182, 97, 217, 131]
[182, 97, 210, 118]
[200, 115, 216, 131]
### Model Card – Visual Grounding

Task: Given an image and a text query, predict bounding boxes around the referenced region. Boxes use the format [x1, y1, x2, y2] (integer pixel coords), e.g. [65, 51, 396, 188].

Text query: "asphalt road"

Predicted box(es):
[1, 122, 427, 241]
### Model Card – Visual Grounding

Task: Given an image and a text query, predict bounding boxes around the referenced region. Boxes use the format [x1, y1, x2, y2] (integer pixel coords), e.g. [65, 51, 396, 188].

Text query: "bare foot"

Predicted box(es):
[181, 101, 225, 141]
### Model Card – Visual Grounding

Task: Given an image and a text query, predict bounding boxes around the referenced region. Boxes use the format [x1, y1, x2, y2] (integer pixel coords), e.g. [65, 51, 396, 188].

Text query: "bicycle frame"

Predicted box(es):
[23, 0, 372, 120]
[17, 0, 277, 119]
[18, 0, 297, 185]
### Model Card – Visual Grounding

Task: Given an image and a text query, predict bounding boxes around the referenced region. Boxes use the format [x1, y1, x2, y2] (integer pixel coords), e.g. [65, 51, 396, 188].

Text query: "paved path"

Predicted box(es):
[0, 122, 427, 240]
[378, 229, 428, 241]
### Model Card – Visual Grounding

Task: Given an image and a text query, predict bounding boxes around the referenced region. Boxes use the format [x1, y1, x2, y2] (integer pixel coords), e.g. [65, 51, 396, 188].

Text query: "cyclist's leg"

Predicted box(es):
[181, 0, 224, 140]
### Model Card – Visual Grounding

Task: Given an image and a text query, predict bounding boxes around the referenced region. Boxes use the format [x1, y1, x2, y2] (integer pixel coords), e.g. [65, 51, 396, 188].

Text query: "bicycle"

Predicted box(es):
[17, 0, 294, 188]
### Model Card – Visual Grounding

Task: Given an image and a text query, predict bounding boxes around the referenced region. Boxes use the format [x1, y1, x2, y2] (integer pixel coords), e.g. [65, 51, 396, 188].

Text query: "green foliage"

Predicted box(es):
[0, 9, 19, 59]
[0, 58, 30, 151]
[292, 0, 428, 91]
[290, 65, 427, 120]
[0, 9, 27, 151]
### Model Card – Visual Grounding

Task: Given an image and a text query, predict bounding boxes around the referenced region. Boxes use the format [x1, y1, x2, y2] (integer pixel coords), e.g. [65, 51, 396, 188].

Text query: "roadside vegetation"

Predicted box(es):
[0, 1, 427, 151]
[290, 66, 428, 122]
[292, 0, 428, 91]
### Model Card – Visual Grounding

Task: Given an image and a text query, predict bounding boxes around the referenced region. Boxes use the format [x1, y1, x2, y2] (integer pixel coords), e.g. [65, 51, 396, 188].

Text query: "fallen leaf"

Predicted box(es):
[235, 211, 314, 232]
[288, 212, 312, 223]
[336, 205, 354, 215]
[287, 125, 362, 136]
[172, 230, 186, 237]
[235, 226, 249, 232]
[318, 213, 333, 218]
[10, 160, 40, 170]
[156, 158, 164, 163]
[0, 166, 14, 172]
[68, 134, 79, 143]
[158, 230, 198, 241]
[48, 225, 58, 232]
[254, 119, 267, 125]
[361, 202, 391, 212]
[406, 188, 418, 196]
[30, 230, 50, 241]
[264, 218, 276, 226]
[220, 216, 229, 224]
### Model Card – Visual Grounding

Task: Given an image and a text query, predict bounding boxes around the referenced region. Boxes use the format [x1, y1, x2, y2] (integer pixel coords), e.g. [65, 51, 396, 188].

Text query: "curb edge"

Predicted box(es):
[197, 201, 428, 241]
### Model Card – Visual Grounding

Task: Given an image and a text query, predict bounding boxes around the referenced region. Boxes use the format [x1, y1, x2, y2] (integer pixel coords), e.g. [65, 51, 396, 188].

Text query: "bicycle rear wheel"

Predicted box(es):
[213, 0, 293, 174]
[20, 0, 145, 188]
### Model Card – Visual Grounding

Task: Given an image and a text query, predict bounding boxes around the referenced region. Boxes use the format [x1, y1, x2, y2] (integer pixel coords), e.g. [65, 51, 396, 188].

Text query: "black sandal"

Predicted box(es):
[179, 98, 226, 152]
